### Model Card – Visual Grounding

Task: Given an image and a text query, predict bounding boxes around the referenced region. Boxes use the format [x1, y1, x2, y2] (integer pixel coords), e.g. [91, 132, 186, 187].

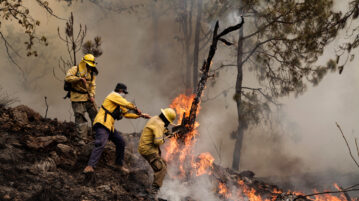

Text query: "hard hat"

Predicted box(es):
[161, 108, 176, 124]
[82, 54, 96, 67]
[115, 83, 128, 94]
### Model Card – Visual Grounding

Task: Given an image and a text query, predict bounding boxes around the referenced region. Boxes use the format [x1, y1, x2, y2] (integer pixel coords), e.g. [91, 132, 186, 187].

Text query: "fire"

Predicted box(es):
[237, 179, 270, 201]
[164, 94, 210, 178]
[164, 94, 353, 201]
[193, 152, 215, 176]
[219, 182, 232, 198]
[214, 179, 352, 201]
[169, 94, 196, 124]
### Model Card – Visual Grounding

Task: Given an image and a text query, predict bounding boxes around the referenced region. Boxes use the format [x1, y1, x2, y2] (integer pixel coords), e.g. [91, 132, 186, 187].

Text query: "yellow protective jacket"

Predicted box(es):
[138, 116, 165, 156]
[65, 62, 96, 102]
[93, 91, 140, 132]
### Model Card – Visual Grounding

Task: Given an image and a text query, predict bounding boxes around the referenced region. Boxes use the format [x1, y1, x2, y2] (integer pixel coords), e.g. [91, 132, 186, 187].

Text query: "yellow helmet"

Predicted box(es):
[82, 54, 96, 67]
[161, 108, 176, 124]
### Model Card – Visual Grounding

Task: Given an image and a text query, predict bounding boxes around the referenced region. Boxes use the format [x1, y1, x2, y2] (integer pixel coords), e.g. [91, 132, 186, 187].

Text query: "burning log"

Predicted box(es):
[173, 17, 245, 138]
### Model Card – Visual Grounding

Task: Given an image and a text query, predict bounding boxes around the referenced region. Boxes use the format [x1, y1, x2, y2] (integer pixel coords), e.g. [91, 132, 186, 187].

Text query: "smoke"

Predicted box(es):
[160, 176, 219, 201]
[0, 0, 358, 194]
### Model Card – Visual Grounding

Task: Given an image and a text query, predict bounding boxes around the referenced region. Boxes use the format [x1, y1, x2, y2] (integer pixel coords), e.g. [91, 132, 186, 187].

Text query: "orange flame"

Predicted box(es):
[169, 94, 196, 124]
[164, 94, 209, 178]
[165, 94, 352, 201]
[218, 182, 232, 198]
[192, 152, 215, 176]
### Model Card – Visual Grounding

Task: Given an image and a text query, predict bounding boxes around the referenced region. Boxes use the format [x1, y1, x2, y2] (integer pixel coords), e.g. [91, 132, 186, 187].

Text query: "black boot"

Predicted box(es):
[148, 185, 159, 201]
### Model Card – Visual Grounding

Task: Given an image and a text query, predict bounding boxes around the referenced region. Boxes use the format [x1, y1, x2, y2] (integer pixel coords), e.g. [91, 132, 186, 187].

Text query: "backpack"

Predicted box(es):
[101, 105, 123, 122]
[63, 66, 94, 99]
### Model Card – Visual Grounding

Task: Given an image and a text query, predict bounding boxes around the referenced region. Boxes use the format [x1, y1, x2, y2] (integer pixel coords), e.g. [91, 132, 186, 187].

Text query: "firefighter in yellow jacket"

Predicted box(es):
[65, 54, 98, 143]
[138, 108, 176, 200]
[83, 83, 150, 173]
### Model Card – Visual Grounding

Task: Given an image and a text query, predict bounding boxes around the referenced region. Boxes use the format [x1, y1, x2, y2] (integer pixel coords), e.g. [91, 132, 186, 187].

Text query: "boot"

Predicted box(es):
[76, 123, 88, 145]
[120, 166, 130, 174]
[148, 185, 159, 201]
[108, 164, 130, 174]
[83, 166, 94, 173]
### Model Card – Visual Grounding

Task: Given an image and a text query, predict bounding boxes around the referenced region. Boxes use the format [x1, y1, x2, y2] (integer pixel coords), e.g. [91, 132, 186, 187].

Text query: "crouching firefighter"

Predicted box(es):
[64, 54, 99, 144]
[83, 83, 151, 173]
[138, 108, 176, 200]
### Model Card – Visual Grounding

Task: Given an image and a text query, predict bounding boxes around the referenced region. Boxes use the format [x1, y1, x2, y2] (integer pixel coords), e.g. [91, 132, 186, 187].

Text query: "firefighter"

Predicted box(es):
[65, 54, 98, 144]
[138, 108, 176, 200]
[83, 83, 150, 173]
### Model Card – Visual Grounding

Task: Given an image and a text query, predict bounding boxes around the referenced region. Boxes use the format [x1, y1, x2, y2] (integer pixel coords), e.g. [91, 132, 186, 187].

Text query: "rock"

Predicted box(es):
[0, 132, 9, 149]
[3, 194, 10, 200]
[25, 135, 67, 149]
[0, 145, 24, 163]
[13, 105, 41, 122]
[57, 144, 73, 155]
[30, 158, 57, 174]
[50, 151, 61, 165]
[12, 108, 28, 125]
[96, 184, 112, 192]
[0, 112, 10, 123]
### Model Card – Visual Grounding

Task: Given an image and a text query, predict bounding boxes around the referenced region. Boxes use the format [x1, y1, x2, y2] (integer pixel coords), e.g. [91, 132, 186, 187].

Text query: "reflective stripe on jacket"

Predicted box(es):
[93, 91, 139, 132]
[138, 116, 165, 156]
[65, 62, 96, 102]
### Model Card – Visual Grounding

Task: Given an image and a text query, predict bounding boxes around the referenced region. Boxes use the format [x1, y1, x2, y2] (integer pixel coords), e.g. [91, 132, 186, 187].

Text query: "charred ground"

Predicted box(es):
[0, 105, 354, 201]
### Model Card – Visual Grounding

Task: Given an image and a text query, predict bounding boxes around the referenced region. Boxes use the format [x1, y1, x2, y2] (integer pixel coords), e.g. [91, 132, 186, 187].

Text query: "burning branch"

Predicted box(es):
[173, 17, 244, 137]
[293, 188, 359, 201]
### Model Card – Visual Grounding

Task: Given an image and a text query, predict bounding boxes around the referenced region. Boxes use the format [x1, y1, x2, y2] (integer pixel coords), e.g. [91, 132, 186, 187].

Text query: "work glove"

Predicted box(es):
[164, 128, 175, 139]
[140, 113, 151, 119]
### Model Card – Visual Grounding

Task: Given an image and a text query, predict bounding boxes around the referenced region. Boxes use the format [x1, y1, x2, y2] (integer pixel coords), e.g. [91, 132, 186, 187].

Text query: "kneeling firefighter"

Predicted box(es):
[138, 108, 176, 200]
[83, 83, 150, 173]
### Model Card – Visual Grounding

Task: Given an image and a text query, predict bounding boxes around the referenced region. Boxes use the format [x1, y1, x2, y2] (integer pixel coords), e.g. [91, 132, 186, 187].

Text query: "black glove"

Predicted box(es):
[164, 128, 171, 136]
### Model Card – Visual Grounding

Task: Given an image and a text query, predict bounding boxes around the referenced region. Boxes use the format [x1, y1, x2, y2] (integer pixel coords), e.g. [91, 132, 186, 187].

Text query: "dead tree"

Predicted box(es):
[54, 13, 103, 80]
[173, 17, 244, 138]
[57, 12, 87, 71]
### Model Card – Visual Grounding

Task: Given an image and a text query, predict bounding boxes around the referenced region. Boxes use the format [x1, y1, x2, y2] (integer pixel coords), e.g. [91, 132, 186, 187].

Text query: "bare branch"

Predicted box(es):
[210, 64, 237, 72]
[35, 0, 66, 20]
[202, 86, 234, 103]
[0, 32, 25, 76]
[242, 86, 280, 106]
[44, 96, 49, 118]
[356, 138, 359, 159]
[336, 122, 359, 169]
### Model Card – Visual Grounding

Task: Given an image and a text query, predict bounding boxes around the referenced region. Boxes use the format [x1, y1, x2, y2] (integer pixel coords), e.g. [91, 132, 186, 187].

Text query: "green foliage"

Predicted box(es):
[236, 0, 343, 97]
[206, 0, 354, 130]
[0, 0, 56, 56]
[82, 36, 103, 57]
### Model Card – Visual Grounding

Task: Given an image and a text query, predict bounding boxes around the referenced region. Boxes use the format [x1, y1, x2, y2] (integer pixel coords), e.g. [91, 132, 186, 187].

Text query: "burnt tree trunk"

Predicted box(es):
[192, 0, 202, 92]
[173, 19, 245, 138]
[232, 17, 244, 171]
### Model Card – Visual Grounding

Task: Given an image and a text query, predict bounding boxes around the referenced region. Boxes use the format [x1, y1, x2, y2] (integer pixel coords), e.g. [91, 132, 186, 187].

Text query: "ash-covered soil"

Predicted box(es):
[0, 105, 153, 201]
[0, 105, 315, 201]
